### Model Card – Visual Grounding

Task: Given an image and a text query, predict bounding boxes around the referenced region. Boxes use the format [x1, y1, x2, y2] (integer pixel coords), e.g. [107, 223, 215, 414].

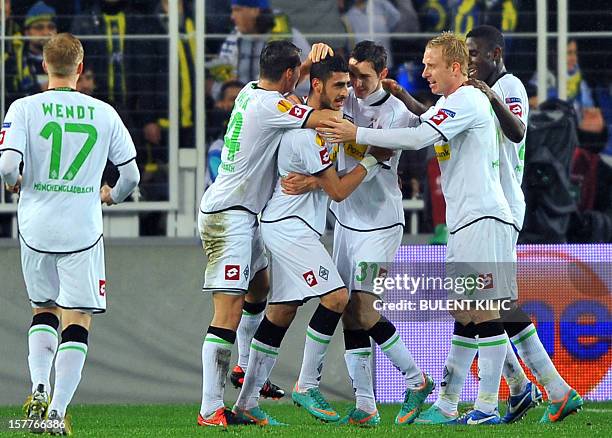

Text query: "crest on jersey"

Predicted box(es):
[430, 108, 455, 125]
[303, 270, 318, 287]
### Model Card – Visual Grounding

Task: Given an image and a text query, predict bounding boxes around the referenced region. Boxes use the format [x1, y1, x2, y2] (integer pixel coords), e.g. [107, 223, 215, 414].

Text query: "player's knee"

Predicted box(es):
[321, 288, 349, 313]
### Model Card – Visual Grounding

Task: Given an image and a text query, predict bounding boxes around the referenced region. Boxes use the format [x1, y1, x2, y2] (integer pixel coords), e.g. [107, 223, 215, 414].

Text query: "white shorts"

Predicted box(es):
[333, 223, 403, 295]
[199, 209, 268, 294]
[261, 219, 345, 305]
[446, 218, 516, 301]
[20, 236, 107, 313]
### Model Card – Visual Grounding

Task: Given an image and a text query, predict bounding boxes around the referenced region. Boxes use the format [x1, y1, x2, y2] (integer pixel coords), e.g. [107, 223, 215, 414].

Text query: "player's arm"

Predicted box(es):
[0, 150, 22, 192]
[382, 79, 428, 116]
[315, 155, 379, 202]
[318, 118, 442, 150]
[100, 159, 140, 206]
[466, 78, 525, 143]
[298, 43, 334, 84]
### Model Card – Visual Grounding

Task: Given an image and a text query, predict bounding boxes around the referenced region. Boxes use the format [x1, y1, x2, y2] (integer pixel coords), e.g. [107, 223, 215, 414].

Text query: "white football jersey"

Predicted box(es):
[420, 85, 513, 233]
[0, 89, 136, 252]
[261, 129, 333, 235]
[492, 73, 529, 229]
[330, 88, 419, 230]
[200, 82, 313, 215]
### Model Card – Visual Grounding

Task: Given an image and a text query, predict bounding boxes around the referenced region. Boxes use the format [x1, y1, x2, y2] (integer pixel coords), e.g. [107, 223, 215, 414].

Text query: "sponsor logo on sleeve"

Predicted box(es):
[434, 143, 451, 161]
[303, 270, 318, 287]
[225, 264, 240, 280]
[429, 108, 456, 125]
[509, 103, 523, 118]
[276, 99, 293, 113]
[315, 133, 326, 147]
[319, 148, 331, 165]
[2, 122, 11, 128]
[99, 280, 106, 297]
[288, 105, 307, 119]
[505, 97, 522, 104]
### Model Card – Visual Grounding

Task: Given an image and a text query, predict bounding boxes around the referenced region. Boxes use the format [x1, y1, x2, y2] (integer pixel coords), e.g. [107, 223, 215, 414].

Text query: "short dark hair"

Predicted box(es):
[259, 40, 302, 82]
[466, 25, 505, 52]
[220, 80, 245, 98]
[310, 55, 349, 84]
[350, 40, 387, 74]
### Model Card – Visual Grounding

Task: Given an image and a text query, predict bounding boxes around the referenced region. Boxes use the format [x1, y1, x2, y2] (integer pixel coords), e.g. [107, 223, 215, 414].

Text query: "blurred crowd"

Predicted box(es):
[2, 0, 612, 239]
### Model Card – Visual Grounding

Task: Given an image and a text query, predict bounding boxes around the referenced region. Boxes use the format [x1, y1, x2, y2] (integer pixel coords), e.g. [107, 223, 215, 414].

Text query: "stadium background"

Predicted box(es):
[0, 0, 611, 408]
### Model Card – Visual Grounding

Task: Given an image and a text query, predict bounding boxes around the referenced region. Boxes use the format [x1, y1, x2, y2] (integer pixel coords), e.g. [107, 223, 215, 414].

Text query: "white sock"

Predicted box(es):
[297, 327, 333, 391]
[235, 338, 279, 410]
[28, 324, 58, 393]
[237, 308, 265, 370]
[344, 348, 377, 413]
[379, 331, 423, 388]
[434, 334, 478, 415]
[48, 342, 88, 417]
[200, 333, 233, 417]
[474, 333, 508, 414]
[503, 343, 529, 396]
[511, 324, 570, 400]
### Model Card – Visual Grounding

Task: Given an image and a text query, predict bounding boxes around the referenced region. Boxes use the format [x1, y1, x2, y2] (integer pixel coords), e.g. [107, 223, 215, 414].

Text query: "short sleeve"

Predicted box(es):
[422, 91, 477, 142]
[0, 100, 27, 156]
[298, 132, 333, 175]
[108, 107, 137, 167]
[499, 77, 529, 127]
[259, 94, 314, 130]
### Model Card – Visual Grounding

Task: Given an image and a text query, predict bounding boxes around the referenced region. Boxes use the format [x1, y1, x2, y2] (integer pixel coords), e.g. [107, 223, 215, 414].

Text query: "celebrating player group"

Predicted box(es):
[0, 25, 582, 435]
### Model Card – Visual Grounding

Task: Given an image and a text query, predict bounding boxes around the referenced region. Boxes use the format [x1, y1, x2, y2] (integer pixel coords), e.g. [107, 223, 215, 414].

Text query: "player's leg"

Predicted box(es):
[349, 292, 434, 425]
[198, 210, 256, 426]
[47, 309, 91, 433]
[44, 237, 106, 435]
[417, 320, 477, 424]
[292, 287, 348, 422]
[502, 304, 581, 423]
[339, 303, 380, 427]
[233, 303, 297, 426]
[20, 240, 61, 426]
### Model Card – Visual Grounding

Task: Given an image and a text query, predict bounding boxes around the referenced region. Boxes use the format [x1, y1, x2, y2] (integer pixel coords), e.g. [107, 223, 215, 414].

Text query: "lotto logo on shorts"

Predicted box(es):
[478, 273, 494, 289]
[378, 267, 388, 278]
[99, 280, 106, 297]
[303, 270, 318, 287]
[430, 108, 455, 126]
[509, 103, 523, 118]
[319, 149, 331, 165]
[225, 265, 240, 280]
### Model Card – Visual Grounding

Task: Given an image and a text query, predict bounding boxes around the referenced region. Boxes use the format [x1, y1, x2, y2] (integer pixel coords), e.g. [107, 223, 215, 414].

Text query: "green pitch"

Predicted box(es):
[1, 402, 611, 437]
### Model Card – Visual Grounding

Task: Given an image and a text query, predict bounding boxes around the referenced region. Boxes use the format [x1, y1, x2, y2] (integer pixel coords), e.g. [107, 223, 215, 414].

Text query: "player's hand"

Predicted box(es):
[382, 78, 403, 96]
[308, 43, 334, 63]
[465, 78, 495, 101]
[4, 175, 22, 194]
[285, 93, 304, 105]
[100, 184, 115, 206]
[316, 117, 358, 143]
[281, 172, 318, 195]
[369, 146, 393, 162]
[143, 122, 161, 145]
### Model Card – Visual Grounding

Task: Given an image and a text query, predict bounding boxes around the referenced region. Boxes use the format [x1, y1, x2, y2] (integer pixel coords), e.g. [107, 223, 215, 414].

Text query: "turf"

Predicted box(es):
[0, 401, 610, 437]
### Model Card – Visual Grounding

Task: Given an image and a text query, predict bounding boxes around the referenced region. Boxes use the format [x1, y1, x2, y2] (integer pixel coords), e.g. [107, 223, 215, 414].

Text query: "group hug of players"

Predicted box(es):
[197, 26, 584, 427]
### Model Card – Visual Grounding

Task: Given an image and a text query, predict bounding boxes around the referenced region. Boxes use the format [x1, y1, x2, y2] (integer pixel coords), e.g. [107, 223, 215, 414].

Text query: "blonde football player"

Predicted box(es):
[320, 32, 515, 425]
[0, 33, 139, 435]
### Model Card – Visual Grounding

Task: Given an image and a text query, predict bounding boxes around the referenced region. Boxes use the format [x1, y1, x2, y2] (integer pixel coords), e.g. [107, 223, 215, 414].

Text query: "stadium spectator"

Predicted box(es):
[270, 1, 351, 55]
[342, 0, 400, 68]
[208, 0, 311, 99]
[205, 0, 233, 55]
[70, 0, 142, 111]
[14, 1, 57, 96]
[76, 64, 96, 95]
